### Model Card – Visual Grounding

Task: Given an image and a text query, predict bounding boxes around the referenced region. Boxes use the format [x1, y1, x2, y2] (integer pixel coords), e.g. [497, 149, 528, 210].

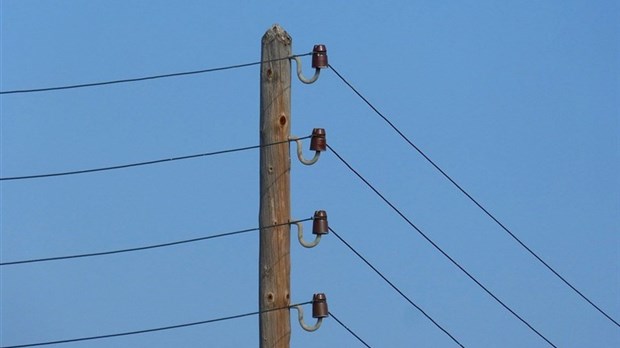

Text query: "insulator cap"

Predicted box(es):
[309, 128, 326, 152]
[311, 44, 328, 69]
[312, 210, 329, 235]
[312, 293, 329, 319]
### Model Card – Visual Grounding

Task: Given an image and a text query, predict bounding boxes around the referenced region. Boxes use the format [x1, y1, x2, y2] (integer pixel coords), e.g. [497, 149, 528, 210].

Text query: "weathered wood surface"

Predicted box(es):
[259, 24, 292, 348]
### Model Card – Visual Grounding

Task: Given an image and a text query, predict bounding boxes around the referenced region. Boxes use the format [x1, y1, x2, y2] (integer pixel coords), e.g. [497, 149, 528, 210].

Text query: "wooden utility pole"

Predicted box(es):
[259, 24, 292, 348]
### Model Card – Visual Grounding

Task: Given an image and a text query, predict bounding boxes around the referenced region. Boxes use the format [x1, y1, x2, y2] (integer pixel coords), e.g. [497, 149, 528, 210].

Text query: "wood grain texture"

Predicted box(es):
[259, 24, 292, 348]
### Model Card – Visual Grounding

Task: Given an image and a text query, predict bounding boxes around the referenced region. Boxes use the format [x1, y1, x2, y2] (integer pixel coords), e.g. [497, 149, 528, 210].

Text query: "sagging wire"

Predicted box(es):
[0, 301, 312, 348]
[1, 136, 310, 181]
[0, 53, 312, 95]
[0, 218, 312, 266]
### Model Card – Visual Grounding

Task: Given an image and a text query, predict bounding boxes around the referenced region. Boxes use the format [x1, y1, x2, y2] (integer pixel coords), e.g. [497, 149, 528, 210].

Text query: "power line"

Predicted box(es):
[327, 144, 557, 348]
[0, 301, 312, 348]
[328, 311, 373, 348]
[0, 136, 310, 181]
[0, 53, 311, 95]
[0, 218, 312, 266]
[329, 226, 465, 347]
[328, 64, 620, 329]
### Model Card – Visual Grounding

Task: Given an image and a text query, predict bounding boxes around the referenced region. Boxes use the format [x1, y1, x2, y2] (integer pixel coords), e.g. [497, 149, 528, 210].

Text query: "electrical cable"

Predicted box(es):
[327, 144, 557, 347]
[0, 53, 311, 95]
[0, 218, 312, 266]
[0, 301, 312, 348]
[328, 63, 620, 329]
[0, 136, 310, 181]
[328, 311, 373, 348]
[329, 226, 464, 347]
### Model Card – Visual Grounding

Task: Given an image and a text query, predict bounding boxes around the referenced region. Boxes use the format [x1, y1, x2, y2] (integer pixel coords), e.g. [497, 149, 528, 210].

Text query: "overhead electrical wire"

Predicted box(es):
[329, 226, 465, 347]
[0, 218, 312, 266]
[0, 53, 311, 95]
[0, 301, 312, 348]
[328, 64, 620, 329]
[1, 50, 604, 346]
[0, 136, 310, 181]
[1, 43, 603, 345]
[328, 311, 373, 348]
[327, 144, 557, 348]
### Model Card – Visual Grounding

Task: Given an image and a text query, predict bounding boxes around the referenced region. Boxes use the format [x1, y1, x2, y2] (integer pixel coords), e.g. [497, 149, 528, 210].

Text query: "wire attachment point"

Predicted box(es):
[294, 210, 329, 248]
[292, 45, 327, 84]
[311, 45, 328, 69]
[290, 128, 326, 166]
[293, 293, 329, 332]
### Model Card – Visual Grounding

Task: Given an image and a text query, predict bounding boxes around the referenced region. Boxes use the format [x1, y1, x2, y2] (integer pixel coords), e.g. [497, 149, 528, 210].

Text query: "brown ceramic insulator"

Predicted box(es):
[309, 128, 327, 152]
[312, 293, 329, 318]
[312, 210, 329, 235]
[311, 44, 328, 69]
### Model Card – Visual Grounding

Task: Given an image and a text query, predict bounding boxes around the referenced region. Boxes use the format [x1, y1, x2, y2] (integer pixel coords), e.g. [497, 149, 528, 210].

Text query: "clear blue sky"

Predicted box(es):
[1, 1, 618, 347]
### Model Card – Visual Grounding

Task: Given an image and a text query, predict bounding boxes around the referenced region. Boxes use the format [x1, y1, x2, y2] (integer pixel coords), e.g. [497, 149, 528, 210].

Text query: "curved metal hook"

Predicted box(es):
[292, 56, 321, 84]
[292, 305, 323, 332]
[290, 136, 321, 165]
[293, 221, 322, 248]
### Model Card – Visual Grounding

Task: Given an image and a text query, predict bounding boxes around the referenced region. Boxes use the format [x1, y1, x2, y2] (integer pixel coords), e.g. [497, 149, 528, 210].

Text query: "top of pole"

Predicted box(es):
[262, 24, 292, 46]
